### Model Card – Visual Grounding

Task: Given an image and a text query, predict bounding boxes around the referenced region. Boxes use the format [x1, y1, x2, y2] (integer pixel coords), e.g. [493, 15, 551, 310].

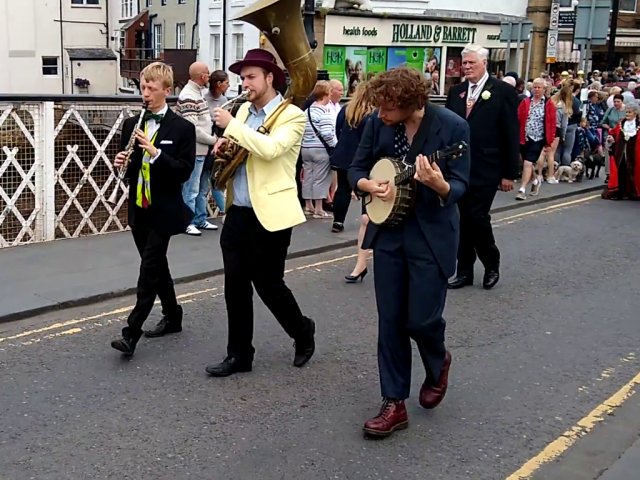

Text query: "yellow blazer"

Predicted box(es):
[223, 100, 306, 232]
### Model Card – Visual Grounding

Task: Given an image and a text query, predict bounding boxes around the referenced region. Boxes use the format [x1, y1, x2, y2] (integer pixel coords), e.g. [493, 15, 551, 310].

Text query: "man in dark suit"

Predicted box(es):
[445, 44, 520, 290]
[110, 62, 196, 356]
[349, 67, 470, 438]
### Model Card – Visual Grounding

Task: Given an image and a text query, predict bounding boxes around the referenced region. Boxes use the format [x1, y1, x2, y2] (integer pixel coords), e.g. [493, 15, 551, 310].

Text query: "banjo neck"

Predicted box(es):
[394, 151, 440, 185]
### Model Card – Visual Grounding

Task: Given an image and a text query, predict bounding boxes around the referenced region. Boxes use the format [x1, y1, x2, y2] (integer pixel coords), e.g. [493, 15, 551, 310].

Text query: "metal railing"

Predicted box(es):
[0, 95, 224, 249]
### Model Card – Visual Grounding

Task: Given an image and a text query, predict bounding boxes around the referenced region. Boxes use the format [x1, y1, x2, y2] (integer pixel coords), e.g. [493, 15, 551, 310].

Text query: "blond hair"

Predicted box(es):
[345, 83, 375, 129]
[552, 85, 573, 114]
[140, 62, 174, 89]
[313, 80, 332, 101]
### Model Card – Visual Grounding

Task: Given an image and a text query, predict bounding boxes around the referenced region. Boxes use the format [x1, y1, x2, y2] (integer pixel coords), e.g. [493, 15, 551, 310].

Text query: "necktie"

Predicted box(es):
[143, 111, 164, 123]
[466, 84, 477, 118]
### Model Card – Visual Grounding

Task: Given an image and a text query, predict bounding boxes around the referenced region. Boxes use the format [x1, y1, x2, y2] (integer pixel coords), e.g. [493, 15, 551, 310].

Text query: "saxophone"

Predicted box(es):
[211, 0, 318, 191]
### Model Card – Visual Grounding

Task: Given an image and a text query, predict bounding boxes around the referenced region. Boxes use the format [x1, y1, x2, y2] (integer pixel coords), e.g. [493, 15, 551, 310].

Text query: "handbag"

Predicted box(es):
[306, 107, 335, 155]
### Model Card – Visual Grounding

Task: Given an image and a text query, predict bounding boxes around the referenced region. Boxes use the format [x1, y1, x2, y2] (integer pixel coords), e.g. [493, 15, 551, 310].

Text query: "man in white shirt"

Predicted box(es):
[327, 79, 343, 122]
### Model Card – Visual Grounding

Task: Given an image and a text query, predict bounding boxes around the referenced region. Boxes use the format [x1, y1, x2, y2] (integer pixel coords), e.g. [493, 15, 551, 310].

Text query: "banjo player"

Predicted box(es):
[349, 67, 471, 438]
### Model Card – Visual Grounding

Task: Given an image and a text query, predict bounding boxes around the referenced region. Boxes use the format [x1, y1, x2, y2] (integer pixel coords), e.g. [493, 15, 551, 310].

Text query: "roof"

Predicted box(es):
[121, 9, 149, 31]
[66, 48, 117, 61]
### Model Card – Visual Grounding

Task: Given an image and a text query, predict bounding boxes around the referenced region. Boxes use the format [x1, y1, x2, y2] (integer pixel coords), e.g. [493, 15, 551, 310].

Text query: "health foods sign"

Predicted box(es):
[324, 15, 502, 48]
[392, 23, 477, 44]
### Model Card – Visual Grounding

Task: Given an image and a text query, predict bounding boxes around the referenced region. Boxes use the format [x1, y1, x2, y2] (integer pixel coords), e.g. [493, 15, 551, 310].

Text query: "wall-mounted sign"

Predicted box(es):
[558, 11, 576, 28]
[391, 23, 477, 44]
[324, 15, 503, 48]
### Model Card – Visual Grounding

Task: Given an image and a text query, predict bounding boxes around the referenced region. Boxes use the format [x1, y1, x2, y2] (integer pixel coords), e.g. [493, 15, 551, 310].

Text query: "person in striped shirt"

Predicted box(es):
[301, 81, 338, 219]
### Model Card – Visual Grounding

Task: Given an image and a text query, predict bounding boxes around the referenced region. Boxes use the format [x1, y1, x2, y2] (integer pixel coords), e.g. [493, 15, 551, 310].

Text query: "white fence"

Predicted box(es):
[0, 95, 217, 248]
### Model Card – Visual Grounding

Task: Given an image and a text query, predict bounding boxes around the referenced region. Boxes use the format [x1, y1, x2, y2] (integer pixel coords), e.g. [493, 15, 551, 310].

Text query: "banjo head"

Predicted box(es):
[367, 157, 401, 225]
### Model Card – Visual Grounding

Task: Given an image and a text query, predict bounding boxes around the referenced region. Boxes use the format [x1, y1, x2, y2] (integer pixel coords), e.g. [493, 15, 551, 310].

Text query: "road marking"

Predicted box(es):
[0, 196, 595, 346]
[505, 370, 640, 479]
[496, 195, 598, 224]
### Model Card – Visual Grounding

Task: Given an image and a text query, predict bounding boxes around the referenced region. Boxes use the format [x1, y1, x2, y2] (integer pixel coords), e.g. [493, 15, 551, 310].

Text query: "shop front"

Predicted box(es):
[322, 13, 518, 96]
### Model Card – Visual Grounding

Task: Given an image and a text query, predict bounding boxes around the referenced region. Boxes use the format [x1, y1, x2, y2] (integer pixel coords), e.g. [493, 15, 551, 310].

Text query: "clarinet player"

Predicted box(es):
[110, 62, 196, 356]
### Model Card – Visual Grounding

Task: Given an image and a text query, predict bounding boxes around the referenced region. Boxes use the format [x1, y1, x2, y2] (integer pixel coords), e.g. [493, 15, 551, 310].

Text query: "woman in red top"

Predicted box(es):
[516, 78, 557, 200]
[602, 101, 640, 200]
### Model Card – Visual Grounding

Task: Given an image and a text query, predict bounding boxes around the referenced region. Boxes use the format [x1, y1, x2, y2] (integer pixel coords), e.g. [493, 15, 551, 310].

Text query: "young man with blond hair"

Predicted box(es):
[110, 62, 196, 356]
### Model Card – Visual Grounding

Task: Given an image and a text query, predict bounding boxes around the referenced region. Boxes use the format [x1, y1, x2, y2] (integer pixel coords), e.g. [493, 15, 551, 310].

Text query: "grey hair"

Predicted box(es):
[625, 101, 640, 114]
[532, 77, 546, 86]
[461, 44, 489, 61]
[628, 81, 637, 91]
[503, 76, 516, 87]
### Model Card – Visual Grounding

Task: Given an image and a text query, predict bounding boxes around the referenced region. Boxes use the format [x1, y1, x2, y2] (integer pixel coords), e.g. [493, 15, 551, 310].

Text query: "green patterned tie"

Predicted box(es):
[143, 111, 164, 123]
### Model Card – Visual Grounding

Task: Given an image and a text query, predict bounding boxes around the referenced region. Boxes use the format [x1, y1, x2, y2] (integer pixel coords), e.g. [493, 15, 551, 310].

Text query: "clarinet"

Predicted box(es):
[107, 102, 148, 206]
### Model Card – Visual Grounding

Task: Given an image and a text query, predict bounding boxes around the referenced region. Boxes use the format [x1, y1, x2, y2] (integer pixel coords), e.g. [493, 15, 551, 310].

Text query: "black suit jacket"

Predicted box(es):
[445, 76, 520, 186]
[122, 108, 196, 236]
[348, 106, 471, 278]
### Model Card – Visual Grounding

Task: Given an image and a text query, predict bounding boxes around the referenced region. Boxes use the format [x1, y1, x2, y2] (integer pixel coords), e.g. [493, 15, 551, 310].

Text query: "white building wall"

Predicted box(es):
[0, 0, 114, 94]
[198, 0, 261, 93]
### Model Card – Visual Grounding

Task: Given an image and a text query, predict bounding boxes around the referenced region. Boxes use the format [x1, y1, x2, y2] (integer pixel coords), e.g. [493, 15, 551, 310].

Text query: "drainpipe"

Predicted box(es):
[105, 0, 109, 48]
[191, 0, 200, 49]
[303, 0, 317, 50]
[59, 0, 65, 93]
[221, 0, 226, 70]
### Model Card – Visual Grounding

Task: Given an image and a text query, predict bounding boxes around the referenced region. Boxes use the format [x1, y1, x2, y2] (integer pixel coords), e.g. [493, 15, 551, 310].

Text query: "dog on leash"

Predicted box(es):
[585, 153, 605, 179]
[556, 160, 584, 183]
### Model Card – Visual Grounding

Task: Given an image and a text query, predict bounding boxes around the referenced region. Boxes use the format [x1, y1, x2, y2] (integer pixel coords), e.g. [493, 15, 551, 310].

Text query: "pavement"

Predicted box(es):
[0, 179, 603, 323]
[1, 192, 639, 480]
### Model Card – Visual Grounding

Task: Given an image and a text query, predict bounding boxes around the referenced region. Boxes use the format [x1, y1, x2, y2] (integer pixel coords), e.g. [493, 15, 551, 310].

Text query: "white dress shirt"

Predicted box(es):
[467, 71, 489, 102]
[144, 104, 168, 164]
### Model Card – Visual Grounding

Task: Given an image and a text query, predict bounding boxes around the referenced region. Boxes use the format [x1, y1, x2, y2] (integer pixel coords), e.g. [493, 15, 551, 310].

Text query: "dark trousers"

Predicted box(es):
[456, 185, 500, 277]
[296, 153, 304, 207]
[123, 212, 180, 340]
[373, 214, 448, 400]
[333, 169, 352, 224]
[220, 206, 311, 363]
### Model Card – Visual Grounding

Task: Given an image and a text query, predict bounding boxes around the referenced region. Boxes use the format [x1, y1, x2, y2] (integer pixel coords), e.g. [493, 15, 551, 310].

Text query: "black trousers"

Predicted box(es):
[220, 206, 311, 363]
[456, 185, 500, 277]
[333, 168, 352, 224]
[123, 212, 180, 340]
[373, 214, 448, 400]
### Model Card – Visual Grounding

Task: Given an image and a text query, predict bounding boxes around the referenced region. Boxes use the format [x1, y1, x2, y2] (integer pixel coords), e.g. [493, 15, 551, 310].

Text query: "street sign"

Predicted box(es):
[550, 2, 560, 29]
[499, 21, 533, 42]
[559, 11, 576, 28]
[546, 30, 558, 62]
[574, 0, 612, 45]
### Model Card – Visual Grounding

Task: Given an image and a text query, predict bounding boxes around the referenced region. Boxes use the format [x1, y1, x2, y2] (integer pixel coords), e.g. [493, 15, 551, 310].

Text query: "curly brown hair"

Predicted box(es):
[365, 67, 430, 110]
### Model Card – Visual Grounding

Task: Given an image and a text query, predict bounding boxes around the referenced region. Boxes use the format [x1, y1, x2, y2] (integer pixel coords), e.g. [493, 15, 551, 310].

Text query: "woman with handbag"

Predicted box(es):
[301, 81, 337, 219]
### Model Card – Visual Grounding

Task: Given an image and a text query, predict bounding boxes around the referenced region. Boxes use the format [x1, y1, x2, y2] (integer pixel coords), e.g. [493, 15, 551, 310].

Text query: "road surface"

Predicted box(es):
[1, 193, 639, 480]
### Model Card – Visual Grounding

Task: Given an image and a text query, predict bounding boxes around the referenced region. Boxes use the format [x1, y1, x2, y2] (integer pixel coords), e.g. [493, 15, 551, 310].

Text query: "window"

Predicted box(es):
[176, 23, 186, 49]
[153, 24, 163, 58]
[121, 0, 133, 18]
[233, 33, 244, 61]
[146, 0, 152, 6]
[178, 0, 186, 3]
[620, 0, 637, 12]
[558, 0, 572, 6]
[42, 57, 59, 76]
[71, 0, 100, 5]
[161, 0, 166, 5]
[210, 34, 221, 70]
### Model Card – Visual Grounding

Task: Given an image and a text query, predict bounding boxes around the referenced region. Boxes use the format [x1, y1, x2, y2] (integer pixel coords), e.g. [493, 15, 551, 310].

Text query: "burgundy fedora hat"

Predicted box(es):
[229, 49, 287, 90]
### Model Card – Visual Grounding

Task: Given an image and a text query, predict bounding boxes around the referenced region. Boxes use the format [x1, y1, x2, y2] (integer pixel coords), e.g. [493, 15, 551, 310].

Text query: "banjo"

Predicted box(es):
[364, 142, 467, 227]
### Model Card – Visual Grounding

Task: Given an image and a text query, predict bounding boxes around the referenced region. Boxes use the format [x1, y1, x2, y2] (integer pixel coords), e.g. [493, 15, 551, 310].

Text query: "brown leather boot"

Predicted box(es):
[363, 398, 408, 438]
[419, 351, 452, 409]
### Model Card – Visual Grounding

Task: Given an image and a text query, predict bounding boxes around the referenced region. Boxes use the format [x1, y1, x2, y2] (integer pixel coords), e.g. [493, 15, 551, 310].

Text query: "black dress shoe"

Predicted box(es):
[483, 270, 500, 290]
[448, 275, 473, 289]
[144, 316, 182, 338]
[205, 356, 252, 377]
[111, 336, 139, 356]
[345, 268, 368, 283]
[293, 318, 316, 368]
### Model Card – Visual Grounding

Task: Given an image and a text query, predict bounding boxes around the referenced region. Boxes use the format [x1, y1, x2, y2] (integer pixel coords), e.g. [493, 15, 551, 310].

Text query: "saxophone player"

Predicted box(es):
[110, 62, 196, 356]
[207, 49, 316, 377]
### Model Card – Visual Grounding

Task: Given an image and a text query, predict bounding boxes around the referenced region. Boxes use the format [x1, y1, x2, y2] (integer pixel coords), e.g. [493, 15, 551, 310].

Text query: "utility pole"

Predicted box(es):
[607, 0, 620, 71]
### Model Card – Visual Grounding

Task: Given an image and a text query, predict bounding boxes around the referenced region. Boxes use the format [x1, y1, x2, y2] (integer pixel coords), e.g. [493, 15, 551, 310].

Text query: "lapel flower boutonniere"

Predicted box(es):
[460, 91, 466, 99]
[481, 90, 492, 101]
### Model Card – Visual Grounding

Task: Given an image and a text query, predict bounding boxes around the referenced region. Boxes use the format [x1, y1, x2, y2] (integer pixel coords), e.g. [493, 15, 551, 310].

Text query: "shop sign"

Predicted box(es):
[391, 23, 477, 44]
